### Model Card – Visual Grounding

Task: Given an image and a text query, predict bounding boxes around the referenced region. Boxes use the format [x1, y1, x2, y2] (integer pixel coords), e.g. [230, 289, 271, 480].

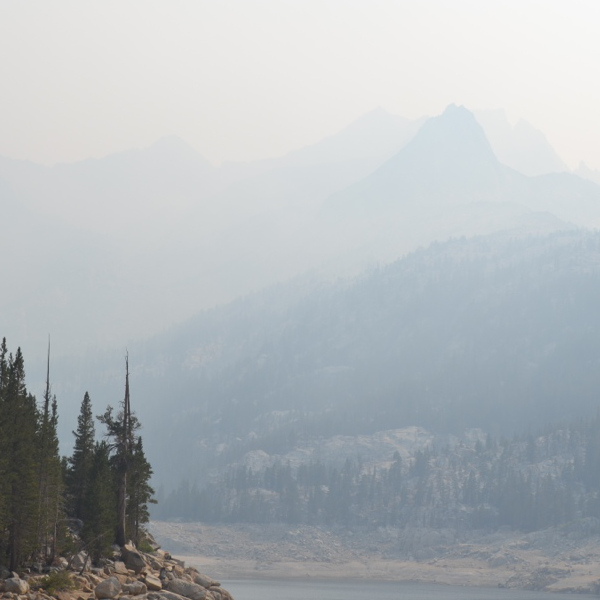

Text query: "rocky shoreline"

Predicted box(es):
[150, 520, 600, 594]
[0, 542, 234, 600]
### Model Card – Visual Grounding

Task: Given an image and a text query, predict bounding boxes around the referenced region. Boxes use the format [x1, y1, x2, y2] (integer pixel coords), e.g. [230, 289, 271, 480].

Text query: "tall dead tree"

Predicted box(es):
[99, 353, 138, 547]
[36, 337, 62, 561]
[117, 355, 131, 546]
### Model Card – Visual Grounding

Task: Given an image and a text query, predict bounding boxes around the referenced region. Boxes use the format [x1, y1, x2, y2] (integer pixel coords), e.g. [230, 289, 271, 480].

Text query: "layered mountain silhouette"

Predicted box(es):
[324, 104, 600, 229]
[474, 109, 568, 176]
[326, 104, 508, 213]
[3, 103, 599, 371]
[574, 161, 600, 186]
[0, 136, 215, 234]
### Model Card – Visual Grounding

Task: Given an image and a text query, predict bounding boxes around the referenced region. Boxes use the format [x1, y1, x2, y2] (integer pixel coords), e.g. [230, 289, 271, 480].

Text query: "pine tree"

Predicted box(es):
[0, 338, 9, 557]
[67, 392, 96, 521]
[126, 437, 156, 546]
[81, 442, 117, 562]
[1, 347, 39, 570]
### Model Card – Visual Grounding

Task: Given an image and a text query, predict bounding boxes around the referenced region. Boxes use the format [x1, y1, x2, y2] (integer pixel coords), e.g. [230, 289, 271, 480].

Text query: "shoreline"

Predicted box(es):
[178, 555, 510, 587]
[150, 521, 600, 594]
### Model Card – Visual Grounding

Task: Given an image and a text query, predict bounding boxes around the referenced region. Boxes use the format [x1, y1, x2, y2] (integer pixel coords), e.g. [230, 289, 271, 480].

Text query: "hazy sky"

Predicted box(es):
[1, 0, 599, 169]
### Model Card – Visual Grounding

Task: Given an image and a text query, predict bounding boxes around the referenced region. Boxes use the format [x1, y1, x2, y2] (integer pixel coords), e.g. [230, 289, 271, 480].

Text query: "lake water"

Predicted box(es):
[222, 579, 582, 600]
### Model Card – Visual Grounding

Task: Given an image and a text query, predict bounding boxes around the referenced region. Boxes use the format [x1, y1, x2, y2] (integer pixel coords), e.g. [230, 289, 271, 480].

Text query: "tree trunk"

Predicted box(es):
[116, 469, 127, 547]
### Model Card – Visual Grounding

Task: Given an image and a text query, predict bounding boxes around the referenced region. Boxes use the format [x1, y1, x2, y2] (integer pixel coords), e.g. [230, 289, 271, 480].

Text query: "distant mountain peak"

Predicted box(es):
[148, 135, 208, 163]
[387, 103, 499, 176]
[324, 104, 507, 216]
[442, 102, 467, 114]
[473, 109, 568, 176]
[573, 161, 600, 186]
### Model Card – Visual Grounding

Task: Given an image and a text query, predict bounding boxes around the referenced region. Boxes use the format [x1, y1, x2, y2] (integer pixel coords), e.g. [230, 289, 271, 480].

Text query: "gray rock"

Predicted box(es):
[113, 561, 130, 575]
[72, 551, 91, 572]
[144, 575, 163, 591]
[149, 591, 192, 600]
[209, 587, 231, 600]
[165, 580, 210, 600]
[193, 574, 220, 590]
[122, 545, 147, 574]
[4, 577, 30, 594]
[145, 556, 163, 571]
[53, 557, 69, 569]
[0, 565, 10, 579]
[122, 581, 148, 596]
[95, 576, 122, 599]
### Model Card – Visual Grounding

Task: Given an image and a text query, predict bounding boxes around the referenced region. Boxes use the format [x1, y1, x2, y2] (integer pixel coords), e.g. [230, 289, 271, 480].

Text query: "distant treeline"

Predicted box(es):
[0, 339, 154, 571]
[154, 417, 600, 533]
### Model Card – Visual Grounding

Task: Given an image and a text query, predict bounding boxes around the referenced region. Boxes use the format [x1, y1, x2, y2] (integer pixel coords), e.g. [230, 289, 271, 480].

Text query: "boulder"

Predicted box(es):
[4, 577, 30, 594]
[145, 556, 163, 571]
[113, 561, 129, 575]
[166, 579, 211, 600]
[121, 545, 146, 574]
[193, 574, 220, 590]
[86, 573, 105, 586]
[144, 575, 163, 591]
[209, 586, 232, 600]
[149, 591, 205, 600]
[0, 565, 10, 579]
[113, 573, 130, 585]
[53, 557, 69, 569]
[72, 551, 91, 572]
[95, 576, 122, 599]
[122, 581, 147, 596]
[172, 565, 185, 578]
[55, 590, 79, 600]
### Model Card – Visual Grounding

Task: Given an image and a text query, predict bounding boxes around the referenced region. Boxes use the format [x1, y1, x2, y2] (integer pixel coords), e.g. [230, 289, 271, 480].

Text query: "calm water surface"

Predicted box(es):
[223, 579, 583, 600]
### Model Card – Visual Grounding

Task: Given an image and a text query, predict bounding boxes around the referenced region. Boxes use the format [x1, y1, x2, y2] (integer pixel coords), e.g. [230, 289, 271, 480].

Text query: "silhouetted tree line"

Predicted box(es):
[0, 339, 154, 570]
[155, 417, 600, 533]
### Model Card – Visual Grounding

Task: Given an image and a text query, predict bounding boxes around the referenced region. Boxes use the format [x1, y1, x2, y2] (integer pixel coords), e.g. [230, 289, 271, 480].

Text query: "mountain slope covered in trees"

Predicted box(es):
[88, 229, 600, 492]
[154, 417, 600, 533]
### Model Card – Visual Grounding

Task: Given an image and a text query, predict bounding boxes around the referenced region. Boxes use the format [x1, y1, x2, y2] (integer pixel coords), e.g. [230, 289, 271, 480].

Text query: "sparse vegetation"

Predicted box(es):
[38, 571, 76, 596]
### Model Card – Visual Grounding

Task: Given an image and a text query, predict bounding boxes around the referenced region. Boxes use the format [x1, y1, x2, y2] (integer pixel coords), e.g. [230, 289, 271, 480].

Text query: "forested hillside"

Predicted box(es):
[117, 230, 600, 488]
[154, 418, 600, 533]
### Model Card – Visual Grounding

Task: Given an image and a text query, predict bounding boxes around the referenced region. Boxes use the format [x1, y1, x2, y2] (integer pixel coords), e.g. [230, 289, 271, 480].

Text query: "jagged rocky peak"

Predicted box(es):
[329, 103, 505, 212]
[405, 103, 499, 170]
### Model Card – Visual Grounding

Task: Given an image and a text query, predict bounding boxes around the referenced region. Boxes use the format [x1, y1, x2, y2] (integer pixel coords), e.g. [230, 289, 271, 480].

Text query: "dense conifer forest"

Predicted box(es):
[154, 418, 600, 533]
[0, 339, 154, 571]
